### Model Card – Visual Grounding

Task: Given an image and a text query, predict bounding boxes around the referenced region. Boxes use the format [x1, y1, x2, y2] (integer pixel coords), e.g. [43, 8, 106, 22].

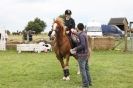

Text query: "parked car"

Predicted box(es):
[86, 21, 124, 38]
[101, 25, 124, 38]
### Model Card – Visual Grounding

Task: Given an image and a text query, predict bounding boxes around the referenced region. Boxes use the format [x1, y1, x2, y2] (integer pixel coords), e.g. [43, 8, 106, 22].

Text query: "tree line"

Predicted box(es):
[8, 15, 65, 35]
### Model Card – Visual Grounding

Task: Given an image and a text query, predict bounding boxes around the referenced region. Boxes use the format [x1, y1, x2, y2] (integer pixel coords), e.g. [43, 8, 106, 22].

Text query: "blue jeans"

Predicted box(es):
[78, 57, 91, 87]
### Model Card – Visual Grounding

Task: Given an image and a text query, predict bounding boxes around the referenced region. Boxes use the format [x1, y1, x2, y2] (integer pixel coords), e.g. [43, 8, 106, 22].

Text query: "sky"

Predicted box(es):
[0, 0, 133, 32]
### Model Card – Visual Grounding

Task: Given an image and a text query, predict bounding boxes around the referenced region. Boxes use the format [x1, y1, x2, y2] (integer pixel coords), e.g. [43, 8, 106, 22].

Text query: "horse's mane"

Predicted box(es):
[54, 17, 64, 27]
[54, 17, 65, 36]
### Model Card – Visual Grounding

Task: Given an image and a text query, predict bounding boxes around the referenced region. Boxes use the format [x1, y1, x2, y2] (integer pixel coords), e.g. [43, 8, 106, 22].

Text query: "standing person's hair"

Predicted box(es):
[77, 23, 84, 31]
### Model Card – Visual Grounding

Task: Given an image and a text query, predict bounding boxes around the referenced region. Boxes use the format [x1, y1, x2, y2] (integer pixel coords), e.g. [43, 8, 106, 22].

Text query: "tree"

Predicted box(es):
[59, 14, 65, 21]
[24, 17, 47, 34]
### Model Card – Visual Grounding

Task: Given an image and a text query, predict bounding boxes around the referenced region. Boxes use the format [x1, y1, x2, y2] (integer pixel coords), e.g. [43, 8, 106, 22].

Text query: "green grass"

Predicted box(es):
[0, 50, 133, 88]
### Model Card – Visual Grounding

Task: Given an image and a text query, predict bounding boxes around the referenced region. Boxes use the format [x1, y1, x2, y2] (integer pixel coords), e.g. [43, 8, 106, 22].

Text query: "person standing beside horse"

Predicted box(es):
[70, 23, 92, 88]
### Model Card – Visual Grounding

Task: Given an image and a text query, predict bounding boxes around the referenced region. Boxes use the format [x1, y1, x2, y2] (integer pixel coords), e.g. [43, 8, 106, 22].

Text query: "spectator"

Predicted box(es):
[70, 23, 92, 88]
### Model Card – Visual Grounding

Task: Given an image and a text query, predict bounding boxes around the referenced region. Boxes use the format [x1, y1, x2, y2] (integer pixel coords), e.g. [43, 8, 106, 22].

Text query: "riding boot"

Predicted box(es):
[63, 69, 67, 77]
[66, 69, 70, 77]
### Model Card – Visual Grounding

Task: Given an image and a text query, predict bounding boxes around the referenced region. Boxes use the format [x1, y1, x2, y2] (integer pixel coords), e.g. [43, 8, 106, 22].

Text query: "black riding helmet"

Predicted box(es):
[65, 9, 72, 15]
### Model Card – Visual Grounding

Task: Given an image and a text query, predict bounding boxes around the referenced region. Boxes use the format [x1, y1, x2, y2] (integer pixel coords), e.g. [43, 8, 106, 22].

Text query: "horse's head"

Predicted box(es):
[51, 17, 65, 39]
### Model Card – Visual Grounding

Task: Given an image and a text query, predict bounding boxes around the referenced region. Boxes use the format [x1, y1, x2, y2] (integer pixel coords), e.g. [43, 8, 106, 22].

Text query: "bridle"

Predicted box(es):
[50, 23, 59, 40]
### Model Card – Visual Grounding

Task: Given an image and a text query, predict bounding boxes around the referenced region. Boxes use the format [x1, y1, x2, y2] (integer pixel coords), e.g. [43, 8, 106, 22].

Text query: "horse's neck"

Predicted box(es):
[56, 33, 66, 46]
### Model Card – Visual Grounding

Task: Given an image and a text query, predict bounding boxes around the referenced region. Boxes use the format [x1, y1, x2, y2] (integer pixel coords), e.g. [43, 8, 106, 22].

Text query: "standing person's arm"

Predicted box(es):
[70, 34, 85, 54]
[75, 34, 85, 51]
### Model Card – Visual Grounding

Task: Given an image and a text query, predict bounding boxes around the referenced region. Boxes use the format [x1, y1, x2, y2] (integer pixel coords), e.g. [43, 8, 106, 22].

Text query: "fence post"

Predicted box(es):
[124, 25, 128, 52]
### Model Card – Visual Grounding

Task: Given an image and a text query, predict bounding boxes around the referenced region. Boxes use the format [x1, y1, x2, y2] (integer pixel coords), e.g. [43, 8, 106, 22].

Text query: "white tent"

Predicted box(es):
[86, 21, 103, 36]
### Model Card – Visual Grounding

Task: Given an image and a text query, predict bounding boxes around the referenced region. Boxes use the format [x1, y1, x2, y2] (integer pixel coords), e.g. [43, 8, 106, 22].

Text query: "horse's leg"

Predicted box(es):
[64, 55, 70, 80]
[77, 63, 80, 75]
[73, 55, 80, 74]
[58, 58, 68, 80]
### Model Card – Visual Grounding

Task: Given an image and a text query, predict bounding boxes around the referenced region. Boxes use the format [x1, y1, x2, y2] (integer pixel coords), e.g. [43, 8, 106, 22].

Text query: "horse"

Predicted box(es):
[50, 17, 79, 80]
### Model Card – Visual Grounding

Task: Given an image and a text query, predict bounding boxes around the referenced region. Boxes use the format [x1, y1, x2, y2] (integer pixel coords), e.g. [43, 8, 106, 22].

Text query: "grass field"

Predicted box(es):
[0, 50, 133, 88]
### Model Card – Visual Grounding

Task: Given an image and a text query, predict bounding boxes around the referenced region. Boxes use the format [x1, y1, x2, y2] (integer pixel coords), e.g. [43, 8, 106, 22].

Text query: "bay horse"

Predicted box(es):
[50, 17, 79, 80]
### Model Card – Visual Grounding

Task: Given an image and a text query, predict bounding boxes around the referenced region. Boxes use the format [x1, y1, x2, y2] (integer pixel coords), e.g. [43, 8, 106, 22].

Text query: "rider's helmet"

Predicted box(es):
[65, 9, 72, 15]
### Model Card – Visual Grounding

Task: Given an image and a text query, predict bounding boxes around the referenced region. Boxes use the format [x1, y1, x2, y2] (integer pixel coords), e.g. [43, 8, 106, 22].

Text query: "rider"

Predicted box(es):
[64, 9, 78, 47]
[64, 9, 76, 36]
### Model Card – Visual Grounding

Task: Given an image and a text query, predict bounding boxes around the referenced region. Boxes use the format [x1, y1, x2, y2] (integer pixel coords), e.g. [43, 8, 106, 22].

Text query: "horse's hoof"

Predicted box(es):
[77, 71, 80, 75]
[62, 77, 66, 80]
[65, 76, 70, 81]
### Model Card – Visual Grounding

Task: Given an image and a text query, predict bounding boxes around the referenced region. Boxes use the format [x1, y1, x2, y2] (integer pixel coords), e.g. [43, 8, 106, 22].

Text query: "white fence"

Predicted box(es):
[17, 43, 52, 53]
[0, 30, 7, 51]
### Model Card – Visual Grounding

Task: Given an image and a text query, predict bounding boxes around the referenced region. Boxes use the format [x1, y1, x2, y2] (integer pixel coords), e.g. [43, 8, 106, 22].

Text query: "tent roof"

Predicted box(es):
[108, 17, 128, 25]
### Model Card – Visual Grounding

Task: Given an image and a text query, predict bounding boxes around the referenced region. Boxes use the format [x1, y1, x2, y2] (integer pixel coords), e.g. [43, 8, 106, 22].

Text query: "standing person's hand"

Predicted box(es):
[70, 48, 76, 54]
[71, 28, 77, 34]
